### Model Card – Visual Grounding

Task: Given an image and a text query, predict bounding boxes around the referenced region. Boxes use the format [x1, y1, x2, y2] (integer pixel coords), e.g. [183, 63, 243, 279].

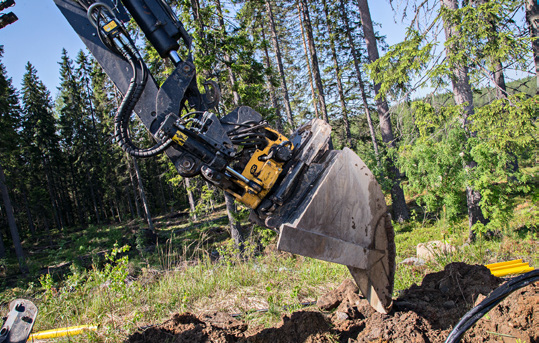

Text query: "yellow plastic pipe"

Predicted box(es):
[490, 266, 534, 277]
[28, 325, 97, 340]
[488, 262, 529, 271]
[485, 259, 522, 269]
[486, 259, 536, 277]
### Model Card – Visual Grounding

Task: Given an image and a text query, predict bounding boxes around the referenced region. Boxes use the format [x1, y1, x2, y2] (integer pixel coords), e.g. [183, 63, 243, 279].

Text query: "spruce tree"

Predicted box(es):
[0, 47, 28, 273]
[21, 62, 63, 232]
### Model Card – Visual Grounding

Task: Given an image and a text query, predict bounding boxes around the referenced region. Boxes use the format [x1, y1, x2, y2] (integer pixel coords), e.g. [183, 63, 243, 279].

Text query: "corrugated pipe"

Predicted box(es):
[27, 325, 97, 341]
[486, 259, 534, 277]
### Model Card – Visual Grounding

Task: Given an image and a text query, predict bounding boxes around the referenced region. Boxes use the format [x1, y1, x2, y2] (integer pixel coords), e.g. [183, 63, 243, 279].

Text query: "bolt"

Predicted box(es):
[183, 65, 191, 73]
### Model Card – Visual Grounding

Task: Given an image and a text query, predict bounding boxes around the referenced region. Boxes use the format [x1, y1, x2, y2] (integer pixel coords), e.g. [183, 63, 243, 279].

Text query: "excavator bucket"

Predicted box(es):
[259, 119, 396, 314]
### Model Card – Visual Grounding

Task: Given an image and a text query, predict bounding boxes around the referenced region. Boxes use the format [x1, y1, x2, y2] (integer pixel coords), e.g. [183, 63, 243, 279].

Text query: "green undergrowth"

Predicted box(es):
[0, 195, 536, 342]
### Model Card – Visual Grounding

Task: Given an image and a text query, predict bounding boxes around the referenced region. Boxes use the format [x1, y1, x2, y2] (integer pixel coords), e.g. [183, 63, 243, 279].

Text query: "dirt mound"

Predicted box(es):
[394, 262, 503, 329]
[127, 312, 247, 343]
[126, 263, 537, 343]
[463, 282, 538, 342]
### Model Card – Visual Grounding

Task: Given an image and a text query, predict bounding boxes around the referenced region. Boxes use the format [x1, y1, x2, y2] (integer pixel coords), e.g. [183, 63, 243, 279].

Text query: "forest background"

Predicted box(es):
[0, 0, 537, 309]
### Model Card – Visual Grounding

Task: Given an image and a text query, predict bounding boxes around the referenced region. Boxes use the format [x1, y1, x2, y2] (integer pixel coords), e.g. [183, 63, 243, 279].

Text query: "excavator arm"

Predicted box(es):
[12, 0, 397, 314]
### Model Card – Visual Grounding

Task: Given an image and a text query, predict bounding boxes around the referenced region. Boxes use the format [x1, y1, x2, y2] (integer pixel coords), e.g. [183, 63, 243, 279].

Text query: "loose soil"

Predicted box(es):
[126, 263, 537, 343]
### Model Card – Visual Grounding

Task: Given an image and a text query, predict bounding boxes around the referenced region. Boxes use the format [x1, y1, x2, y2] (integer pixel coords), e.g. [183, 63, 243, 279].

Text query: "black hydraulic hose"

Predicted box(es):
[445, 269, 539, 343]
[83, 1, 171, 158]
[113, 54, 172, 158]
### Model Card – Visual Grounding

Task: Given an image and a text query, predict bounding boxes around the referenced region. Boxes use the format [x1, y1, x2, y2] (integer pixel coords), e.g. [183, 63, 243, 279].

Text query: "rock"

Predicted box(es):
[346, 290, 362, 307]
[443, 300, 456, 309]
[401, 257, 426, 266]
[438, 278, 452, 294]
[474, 293, 486, 306]
[336, 278, 358, 294]
[335, 311, 349, 321]
[416, 240, 456, 261]
[317, 292, 341, 311]
[317, 279, 359, 311]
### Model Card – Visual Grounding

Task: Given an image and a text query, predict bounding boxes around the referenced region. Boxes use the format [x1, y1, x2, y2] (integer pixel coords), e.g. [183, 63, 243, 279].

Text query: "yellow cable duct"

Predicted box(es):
[28, 325, 97, 341]
[486, 259, 534, 277]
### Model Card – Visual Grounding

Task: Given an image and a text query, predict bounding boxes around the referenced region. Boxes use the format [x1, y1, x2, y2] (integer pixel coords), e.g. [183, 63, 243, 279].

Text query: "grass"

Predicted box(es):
[0, 193, 536, 342]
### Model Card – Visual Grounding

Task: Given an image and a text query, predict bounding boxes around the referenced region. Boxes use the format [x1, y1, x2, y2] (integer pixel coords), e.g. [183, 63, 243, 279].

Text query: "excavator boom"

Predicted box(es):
[50, 0, 396, 313]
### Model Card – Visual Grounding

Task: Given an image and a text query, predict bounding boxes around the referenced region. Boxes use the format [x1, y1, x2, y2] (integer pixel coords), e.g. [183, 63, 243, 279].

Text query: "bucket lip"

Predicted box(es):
[274, 148, 395, 314]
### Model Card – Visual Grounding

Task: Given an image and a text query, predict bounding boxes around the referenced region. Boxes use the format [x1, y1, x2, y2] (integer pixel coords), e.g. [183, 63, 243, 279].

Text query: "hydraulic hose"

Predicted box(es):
[445, 269, 539, 343]
[84, 1, 172, 158]
[112, 36, 173, 158]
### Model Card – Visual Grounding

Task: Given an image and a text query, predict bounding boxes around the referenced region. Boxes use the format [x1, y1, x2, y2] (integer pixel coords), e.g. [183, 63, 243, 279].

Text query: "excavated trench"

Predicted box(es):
[127, 263, 538, 343]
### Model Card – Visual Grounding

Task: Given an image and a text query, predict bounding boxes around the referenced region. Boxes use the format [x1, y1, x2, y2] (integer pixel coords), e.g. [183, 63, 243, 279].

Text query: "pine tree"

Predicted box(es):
[339, 0, 379, 158]
[298, 0, 328, 125]
[355, 0, 410, 222]
[321, 0, 351, 148]
[264, 0, 295, 131]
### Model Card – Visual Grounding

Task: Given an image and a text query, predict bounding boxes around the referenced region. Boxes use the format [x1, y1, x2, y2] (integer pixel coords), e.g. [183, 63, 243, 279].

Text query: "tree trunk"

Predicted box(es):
[127, 188, 135, 219]
[128, 162, 142, 219]
[45, 159, 62, 230]
[441, 0, 488, 239]
[474, 0, 508, 99]
[0, 160, 29, 274]
[114, 198, 122, 223]
[132, 157, 154, 232]
[212, 8, 249, 245]
[185, 177, 197, 221]
[43, 216, 53, 246]
[204, 181, 216, 211]
[53, 165, 69, 228]
[86, 169, 100, 224]
[492, 61, 507, 99]
[355, 0, 409, 222]
[22, 189, 35, 236]
[340, 0, 380, 158]
[260, 28, 284, 132]
[158, 176, 167, 214]
[265, 0, 295, 131]
[298, 0, 329, 125]
[215, 0, 241, 105]
[224, 192, 244, 250]
[297, 1, 319, 119]
[355, 0, 396, 144]
[526, 0, 539, 95]
[69, 162, 86, 227]
[322, 0, 352, 148]
[0, 225, 5, 258]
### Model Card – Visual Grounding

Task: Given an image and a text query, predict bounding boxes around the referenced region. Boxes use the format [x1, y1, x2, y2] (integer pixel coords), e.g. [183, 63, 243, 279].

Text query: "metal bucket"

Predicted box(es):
[263, 120, 395, 313]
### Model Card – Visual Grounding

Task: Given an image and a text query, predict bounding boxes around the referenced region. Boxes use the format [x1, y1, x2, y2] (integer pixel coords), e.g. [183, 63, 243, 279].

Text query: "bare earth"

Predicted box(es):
[126, 263, 538, 343]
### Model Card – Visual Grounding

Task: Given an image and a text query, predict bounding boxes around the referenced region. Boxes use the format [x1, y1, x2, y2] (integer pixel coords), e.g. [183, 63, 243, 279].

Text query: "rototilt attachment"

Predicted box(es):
[256, 119, 396, 314]
[0, 299, 38, 343]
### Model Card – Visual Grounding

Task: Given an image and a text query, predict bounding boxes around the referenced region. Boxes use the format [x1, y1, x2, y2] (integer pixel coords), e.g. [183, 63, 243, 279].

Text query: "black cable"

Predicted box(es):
[445, 269, 539, 343]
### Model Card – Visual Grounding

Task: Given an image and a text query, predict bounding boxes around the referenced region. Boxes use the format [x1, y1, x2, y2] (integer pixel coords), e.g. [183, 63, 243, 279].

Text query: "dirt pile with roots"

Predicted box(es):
[126, 263, 537, 343]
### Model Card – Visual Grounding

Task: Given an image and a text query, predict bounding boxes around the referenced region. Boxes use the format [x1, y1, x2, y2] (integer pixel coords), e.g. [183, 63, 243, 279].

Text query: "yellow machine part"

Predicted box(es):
[231, 128, 291, 209]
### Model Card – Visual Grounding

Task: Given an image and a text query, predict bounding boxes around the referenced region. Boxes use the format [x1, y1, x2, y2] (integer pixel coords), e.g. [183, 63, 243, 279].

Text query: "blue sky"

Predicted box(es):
[1, 0, 86, 97]
[0, 1, 405, 98]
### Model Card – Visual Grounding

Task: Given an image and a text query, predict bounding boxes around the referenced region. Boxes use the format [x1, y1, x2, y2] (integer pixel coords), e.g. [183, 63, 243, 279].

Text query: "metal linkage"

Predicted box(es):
[0, 299, 38, 343]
